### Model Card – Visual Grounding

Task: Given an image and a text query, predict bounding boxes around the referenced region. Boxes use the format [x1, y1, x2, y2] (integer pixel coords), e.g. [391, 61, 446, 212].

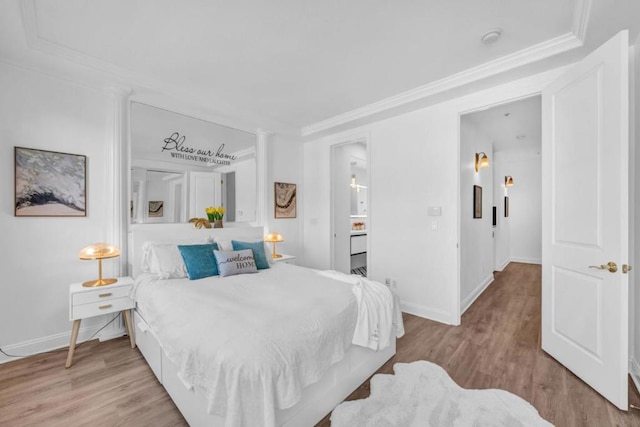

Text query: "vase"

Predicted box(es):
[214, 219, 223, 228]
[207, 213, 215, 222]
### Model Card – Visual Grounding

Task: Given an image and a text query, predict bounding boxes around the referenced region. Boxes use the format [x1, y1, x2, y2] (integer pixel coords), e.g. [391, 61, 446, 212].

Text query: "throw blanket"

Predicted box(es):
[317, 270, 405, 350]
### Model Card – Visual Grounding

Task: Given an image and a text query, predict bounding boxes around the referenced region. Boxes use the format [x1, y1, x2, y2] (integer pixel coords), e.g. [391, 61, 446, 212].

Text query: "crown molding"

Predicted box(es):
[572, 0, 592, 42]
[18, 0, 288, 135]
[302, 32, 582, 136]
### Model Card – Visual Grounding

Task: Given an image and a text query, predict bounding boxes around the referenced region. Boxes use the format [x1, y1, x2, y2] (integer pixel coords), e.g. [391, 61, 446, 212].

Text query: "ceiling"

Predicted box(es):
[465, 96, 541, 154]
[0, 0, 638, 135]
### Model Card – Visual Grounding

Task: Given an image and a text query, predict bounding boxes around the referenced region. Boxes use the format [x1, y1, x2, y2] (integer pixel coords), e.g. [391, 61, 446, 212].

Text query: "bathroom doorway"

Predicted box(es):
[331, 140, 369, 276]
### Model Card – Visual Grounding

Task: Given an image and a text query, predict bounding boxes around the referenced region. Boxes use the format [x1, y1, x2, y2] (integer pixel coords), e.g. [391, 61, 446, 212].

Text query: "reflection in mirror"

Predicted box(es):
[349, 151, 368, 216]
[130, 102, 257, 224]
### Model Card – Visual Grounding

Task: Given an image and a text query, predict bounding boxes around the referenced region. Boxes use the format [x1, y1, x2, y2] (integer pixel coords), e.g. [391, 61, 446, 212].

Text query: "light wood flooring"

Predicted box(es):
[1, 263, 639, 426]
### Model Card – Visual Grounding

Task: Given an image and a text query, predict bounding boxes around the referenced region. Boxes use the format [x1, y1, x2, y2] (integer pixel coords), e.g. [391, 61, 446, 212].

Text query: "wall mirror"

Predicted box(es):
[130, 102, 257, 224]
[349, 143, 368, 217]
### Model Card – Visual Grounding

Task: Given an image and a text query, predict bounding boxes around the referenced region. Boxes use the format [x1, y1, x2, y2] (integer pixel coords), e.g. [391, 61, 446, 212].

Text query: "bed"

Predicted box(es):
[128, 224, 401, 427]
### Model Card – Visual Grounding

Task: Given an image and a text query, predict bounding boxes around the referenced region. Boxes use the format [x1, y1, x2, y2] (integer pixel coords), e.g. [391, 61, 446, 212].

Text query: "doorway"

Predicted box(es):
[331, 140, 369, 276]
[458, 95, 542, 314]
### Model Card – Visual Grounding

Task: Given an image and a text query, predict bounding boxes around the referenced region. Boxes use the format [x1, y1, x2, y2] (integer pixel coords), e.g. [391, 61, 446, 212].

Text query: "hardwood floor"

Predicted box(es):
[1, 262, 638, 426]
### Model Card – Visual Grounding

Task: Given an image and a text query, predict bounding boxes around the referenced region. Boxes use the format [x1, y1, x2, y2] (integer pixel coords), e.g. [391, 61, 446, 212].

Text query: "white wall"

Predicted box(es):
[0, 62, 115, 361]
[502, 151, 542, 264]
[266, 134, 302, 260]
[303, 66, 569, 325]
[493, 151, 511, 271]
[459, 117, 494, 313]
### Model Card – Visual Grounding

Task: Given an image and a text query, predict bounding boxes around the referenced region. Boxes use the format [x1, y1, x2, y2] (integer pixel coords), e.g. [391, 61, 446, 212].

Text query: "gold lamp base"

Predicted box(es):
[271, 253, 283, 259]
[83, 278, 118, 287]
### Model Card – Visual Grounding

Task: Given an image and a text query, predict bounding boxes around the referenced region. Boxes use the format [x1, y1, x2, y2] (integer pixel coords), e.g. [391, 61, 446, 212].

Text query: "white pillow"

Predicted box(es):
[141, 242, 187, 279]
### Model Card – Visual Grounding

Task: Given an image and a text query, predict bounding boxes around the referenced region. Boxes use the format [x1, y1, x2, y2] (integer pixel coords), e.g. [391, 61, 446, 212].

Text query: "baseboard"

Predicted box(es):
[630, 359, 640, 395]
[510, 256, 542, 265]
[461, 273, 494, 315]
[0, 316, 126, 364]
[400, 301, 456, 325]
[495, 258, 510, 272]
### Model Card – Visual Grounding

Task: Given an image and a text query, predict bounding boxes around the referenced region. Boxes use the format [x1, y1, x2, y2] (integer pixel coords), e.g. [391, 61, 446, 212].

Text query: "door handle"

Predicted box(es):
[589, 261, 618, 273]
[623, 264, 633, 274]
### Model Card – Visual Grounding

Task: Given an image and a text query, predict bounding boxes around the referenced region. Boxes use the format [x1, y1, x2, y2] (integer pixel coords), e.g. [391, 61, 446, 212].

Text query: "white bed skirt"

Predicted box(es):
[134, 309, 396, 427]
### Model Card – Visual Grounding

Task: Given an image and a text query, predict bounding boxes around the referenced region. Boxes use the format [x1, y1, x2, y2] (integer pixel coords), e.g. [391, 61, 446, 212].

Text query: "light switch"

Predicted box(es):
[431, 220, 438, 231]
[428, 206, 442, 216]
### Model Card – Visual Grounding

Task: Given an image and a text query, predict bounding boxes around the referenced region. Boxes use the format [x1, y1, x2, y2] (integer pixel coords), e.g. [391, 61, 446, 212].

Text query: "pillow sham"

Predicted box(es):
[213, 249, 258, 277]
[177, 243, 219, 280]
[141, 242, 188, 279]
[231, 240, 270, 270]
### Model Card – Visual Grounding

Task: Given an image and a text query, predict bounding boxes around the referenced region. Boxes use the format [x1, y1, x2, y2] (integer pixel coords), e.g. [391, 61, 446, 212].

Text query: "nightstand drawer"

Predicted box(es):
[71, 296, 134, 320]
[73, 286, 131, 305]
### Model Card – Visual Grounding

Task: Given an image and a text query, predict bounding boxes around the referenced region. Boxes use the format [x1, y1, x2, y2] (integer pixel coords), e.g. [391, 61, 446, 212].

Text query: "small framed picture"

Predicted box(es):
[149, 201, 164, 217]
[504, 196, 509, 217]
[473, 185, 482, 219]
[274, 182, 296, 218]
[15, 147, 87, 217]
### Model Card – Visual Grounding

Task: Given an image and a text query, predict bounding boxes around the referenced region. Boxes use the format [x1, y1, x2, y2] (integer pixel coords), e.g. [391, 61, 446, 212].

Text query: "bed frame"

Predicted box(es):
[129, 224, 396, 426]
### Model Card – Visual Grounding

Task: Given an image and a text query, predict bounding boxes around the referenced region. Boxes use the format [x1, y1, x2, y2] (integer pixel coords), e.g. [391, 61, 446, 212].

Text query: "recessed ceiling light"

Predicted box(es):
[516, 134, 526, 140]
[481, 28, 502, 45]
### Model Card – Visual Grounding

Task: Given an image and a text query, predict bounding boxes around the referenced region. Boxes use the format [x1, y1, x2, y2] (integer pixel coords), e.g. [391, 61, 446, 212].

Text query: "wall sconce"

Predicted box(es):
[264, 232, 284, 258]
[505, 175, 514, 187]
[474, 152, 490, 172]
[350, 174, 367, 193]
[78, 243, 120, 287]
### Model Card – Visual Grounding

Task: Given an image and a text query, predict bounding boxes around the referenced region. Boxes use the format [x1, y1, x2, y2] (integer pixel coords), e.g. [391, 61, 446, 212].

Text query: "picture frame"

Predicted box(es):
[15, 147, 87, 217]
[473, 185, 482, 219]
[274, 182, 297, 218]
[148, 201, 164, 217]
[505, 196, 509, 217]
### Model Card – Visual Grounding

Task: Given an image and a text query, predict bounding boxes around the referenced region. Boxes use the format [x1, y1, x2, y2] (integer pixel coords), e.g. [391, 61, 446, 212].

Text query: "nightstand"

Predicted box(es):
[272, 254, 296, 265]
[66, 276, 135, 368]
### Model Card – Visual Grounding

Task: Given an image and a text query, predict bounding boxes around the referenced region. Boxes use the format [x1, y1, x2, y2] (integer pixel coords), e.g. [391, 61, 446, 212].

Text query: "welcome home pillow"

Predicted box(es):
[231, 240, 270, 270]
[177, 243, 219, 280]
[214, 249, 258, 277]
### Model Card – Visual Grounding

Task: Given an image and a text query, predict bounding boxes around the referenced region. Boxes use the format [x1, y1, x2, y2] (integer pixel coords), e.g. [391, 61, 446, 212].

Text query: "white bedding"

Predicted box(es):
[132, 263, 383, 427]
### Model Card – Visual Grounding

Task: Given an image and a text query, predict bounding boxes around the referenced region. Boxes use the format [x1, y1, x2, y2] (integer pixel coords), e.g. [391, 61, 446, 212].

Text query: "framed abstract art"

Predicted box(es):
[274, 182, 296, 218]
[15, 147, 87, 217]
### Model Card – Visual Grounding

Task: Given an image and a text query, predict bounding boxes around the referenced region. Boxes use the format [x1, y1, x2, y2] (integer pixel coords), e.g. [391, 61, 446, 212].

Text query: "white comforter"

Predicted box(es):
[132, 263, 400, 427]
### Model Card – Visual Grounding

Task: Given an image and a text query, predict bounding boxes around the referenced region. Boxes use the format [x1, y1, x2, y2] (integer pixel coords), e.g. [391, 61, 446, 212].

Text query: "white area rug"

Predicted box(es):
[331, 361, 553, 427]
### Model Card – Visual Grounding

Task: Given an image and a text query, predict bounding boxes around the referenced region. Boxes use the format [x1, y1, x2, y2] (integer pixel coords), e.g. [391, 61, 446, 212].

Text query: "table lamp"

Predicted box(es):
[264, 232, 284, 259]
[79, 243, 121, 287]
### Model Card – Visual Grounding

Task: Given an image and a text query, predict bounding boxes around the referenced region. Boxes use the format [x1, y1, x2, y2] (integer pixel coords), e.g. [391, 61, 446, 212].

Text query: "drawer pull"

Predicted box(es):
[98, 304, 113, 310]
[98, 292, 112, 298]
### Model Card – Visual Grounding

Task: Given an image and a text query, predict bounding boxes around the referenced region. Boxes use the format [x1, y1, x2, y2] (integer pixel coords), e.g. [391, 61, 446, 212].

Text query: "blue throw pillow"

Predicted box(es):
[231, 240, 270, 270]
[177, 243, 219, 280]
[214, 249, 258, 277]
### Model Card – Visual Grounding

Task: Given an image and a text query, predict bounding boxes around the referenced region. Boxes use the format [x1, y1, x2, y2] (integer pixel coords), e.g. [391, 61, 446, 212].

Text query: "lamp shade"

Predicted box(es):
[475, 152, 490, 172]
[264, 232, 284, 258]
[264, 232, 284, 243]
[79, 243, 120, 287]
[78, 243, 120, 260]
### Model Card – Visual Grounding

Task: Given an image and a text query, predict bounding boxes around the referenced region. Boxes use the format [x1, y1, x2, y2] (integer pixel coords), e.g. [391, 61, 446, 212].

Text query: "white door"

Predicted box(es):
[541, 31, 629, 409]
[189, 171, 222, 219]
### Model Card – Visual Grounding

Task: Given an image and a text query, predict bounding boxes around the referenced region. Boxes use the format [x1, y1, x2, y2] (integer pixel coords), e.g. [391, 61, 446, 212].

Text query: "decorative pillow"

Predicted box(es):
[231, 240, 270, 270]
[214, 237, 234, 252]
[214, 249, 258, 277]
[177, 243, 219, 280]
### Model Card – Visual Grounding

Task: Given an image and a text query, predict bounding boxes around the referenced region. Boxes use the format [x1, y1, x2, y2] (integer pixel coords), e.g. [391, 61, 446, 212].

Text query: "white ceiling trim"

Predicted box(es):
[18, 0, 283, 134]
[572, 0, 592, 42]
[302, 0, 593, 137]
[301, 32, 581, 136]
